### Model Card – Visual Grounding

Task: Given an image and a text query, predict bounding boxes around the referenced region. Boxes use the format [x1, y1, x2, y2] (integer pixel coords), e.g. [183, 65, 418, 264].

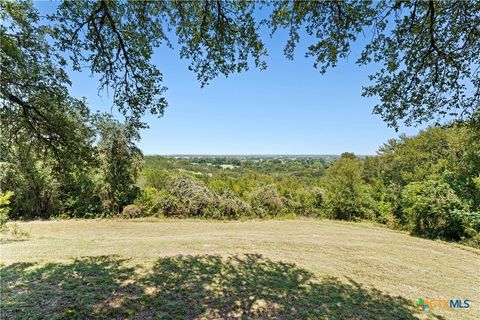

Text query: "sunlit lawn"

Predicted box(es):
[1, 219, 479, 319]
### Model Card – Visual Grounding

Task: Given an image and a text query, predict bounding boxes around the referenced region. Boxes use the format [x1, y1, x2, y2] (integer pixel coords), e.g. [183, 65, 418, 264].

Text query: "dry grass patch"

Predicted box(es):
[1, 219, 479, 319]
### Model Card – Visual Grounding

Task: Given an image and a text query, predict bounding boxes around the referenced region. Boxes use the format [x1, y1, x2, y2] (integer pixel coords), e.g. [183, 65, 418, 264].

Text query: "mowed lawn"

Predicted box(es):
[1, 219, 479, 319]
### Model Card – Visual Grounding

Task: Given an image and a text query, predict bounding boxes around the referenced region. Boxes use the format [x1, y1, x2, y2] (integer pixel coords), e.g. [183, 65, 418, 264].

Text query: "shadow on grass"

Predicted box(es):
[1, 254, 435, 319]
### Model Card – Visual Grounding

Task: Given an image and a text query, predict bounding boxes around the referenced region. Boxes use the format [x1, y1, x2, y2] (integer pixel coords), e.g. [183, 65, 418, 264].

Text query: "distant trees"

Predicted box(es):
[133, 124, 479, 247]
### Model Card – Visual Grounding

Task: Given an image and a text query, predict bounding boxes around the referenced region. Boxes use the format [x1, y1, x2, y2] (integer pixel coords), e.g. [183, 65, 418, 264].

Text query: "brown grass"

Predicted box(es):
[1, 219, 478, 319]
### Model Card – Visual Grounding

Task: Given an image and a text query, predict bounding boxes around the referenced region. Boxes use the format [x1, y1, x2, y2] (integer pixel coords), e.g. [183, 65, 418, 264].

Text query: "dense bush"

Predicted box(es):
[141, 168, 169, 190]
[401, 179, 463, 239]
[371, 200, 396, 227]
[121, 204, 144, 219]
[135, 187, 185, 217]
[250, 185, 285, 217]
[0, 191, 14, 232]
[216, 190, 251, 219]
[166, 175, 216, 217]
[134, 187, 163, 216]
[60, 172, 103, 218]
[322, 154, 375, 221]
[446, 210, 480, 244]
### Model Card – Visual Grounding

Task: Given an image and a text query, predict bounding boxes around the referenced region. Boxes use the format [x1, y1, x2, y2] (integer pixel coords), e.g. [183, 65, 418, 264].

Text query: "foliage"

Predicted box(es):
[216, 190, 251, 219]
[1, 1, 97, 168]
[134, 187, 162, 216]
[52, 1, 168, 126]
[134, 187, 181, 217]
[401, 179, 463, 239]
[3, 1, 478, 163]
[322, 153, 374, 221]
[96, 117, 143, 214]
[446, 210, 480, 244]
[249, 185, 284, 217]
[0, 157, 63, 219]
[166, 175, 217, 217]
[376, 125, 480, 211]
[0, 191, 14, 232]
[49, 0, 480, 130]
[3, 121, 480, 248]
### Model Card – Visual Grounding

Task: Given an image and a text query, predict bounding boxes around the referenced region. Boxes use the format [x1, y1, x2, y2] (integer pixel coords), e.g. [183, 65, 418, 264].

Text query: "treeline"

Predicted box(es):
[1, 124, 479, 247]
[1, 115, 142, 220]
[134, 124, 480, 247]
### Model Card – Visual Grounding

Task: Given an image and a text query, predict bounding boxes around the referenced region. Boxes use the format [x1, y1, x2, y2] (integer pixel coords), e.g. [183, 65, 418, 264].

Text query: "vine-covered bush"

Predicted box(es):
[216, 190, 251, 219]
[121, 204, 143, 219]
[250, 185, 285, 217]
[166, 175, 216, 217]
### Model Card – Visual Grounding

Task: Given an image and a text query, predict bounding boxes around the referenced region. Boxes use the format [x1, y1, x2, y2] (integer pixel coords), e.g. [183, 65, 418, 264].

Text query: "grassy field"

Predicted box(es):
[1, 219, 479, 319]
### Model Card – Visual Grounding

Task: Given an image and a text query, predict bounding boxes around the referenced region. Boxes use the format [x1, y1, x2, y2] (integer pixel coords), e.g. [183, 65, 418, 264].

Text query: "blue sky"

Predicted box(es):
[37, 1, 424, 155]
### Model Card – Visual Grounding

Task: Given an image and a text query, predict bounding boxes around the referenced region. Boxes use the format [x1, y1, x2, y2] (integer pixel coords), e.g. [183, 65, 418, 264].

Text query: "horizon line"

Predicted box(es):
[143, 153, 373, 157]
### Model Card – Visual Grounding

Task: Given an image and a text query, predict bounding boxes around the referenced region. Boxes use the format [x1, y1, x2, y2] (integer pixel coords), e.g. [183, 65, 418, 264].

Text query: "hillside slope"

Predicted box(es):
[1, 219, 478, 319]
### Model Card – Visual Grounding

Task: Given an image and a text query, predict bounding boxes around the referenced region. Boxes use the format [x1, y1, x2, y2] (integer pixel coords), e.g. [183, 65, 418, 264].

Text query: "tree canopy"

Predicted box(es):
[2, 0, 479, 156]
[52, 0, 480, 128]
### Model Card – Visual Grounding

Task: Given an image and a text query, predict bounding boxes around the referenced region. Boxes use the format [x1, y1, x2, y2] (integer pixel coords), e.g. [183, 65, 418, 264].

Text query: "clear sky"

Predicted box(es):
[37, 1, 424, 156]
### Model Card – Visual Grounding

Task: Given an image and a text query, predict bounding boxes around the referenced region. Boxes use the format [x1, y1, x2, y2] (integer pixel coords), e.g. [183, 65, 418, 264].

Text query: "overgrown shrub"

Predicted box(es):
[11, 160, 64, 219]
[299, 187, 326, 217]
[250, 185, 285, 217]
[216, 191, 251, 219]
[60, 172, 102, 218]
[135, 187, 185, 217]
[401, 179, 463, 239]
[166, 175, 216, 217]
[142, 168, 169, 189]
[121, 204, 144, 218]
[372, 200, 397, 228]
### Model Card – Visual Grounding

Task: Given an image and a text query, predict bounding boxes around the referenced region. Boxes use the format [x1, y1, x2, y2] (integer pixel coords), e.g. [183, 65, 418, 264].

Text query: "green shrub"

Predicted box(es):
[448, 210, 480, 242]
[156, 191, 185, 217]
[135, 187, 186, 217]
[142, 168, 169, 189]
[300, 187, 326, 217]
[0, 191, 14, 232]
[372, 200, 397, 228]
[401, 179, 462, 239]
[322, 154, 375, 221]
[134, 187, 163, 215]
